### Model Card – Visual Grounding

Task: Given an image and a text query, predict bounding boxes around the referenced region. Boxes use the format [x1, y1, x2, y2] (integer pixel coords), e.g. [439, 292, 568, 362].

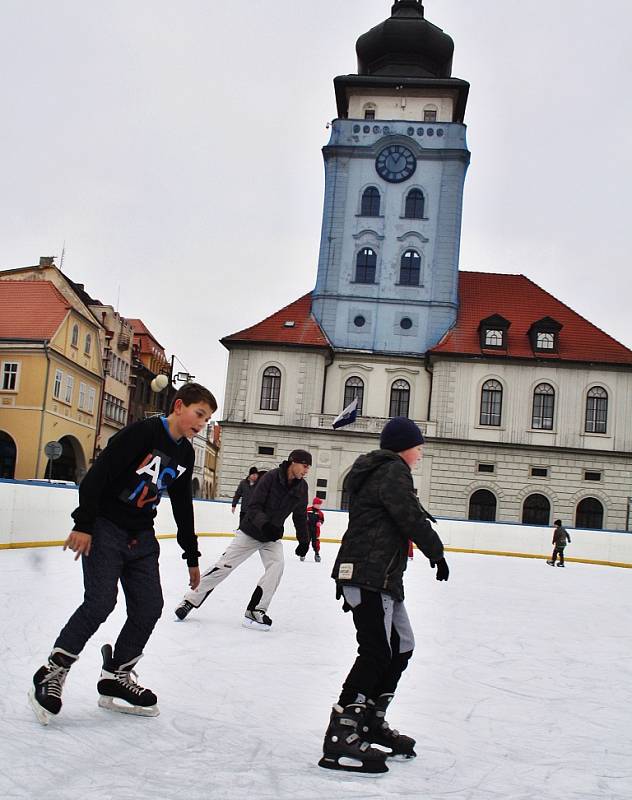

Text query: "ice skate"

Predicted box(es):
[97, 644, 159, 717]
[299, 556, 305, 562]
[318, 703, 388, 775]
[314, 553, 321, 562]
[546, 560, 555, 566]
[29, 648, 78, 725]
[175, 599, 195, 620]
[242, 609, 272, 631]
[557, 563, 565, 567]
[364, 694, 416, 759]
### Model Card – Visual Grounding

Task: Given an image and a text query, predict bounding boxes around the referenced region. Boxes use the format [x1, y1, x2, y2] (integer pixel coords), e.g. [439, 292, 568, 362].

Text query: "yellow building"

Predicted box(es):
[0, 280, 103, 480]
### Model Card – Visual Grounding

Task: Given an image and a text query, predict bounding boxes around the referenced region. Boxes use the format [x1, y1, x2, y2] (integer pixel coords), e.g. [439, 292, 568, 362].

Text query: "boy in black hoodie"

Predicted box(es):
[29, 382, 216, 725]
[319, 417, 449, 775]
[174, 449, 311, 630]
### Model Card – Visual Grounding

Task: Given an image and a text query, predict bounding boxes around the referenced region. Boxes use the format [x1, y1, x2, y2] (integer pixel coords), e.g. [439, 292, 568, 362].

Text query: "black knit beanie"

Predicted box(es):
[380, 417, 424, 453]
[248, 466, 259, 476]
[288, 449, 312, 466]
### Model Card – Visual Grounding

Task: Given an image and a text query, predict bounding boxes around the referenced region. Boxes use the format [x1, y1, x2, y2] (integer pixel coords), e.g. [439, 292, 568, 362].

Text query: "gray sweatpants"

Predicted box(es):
[184, 531, 284, 612]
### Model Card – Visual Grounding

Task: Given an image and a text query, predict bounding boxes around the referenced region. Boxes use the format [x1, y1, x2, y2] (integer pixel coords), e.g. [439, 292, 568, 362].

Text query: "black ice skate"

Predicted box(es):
[557, 563, 565, 567]
[314, 553, 321, 562]
[175, 599, 195, 620]
[29, 648, 78, 725]
[97, 644, 159, 717]
[242, 609, 272, 631]
[364, 693, 416, 759]
[318, 703, 388, 775]
[546, 560, 555, 566]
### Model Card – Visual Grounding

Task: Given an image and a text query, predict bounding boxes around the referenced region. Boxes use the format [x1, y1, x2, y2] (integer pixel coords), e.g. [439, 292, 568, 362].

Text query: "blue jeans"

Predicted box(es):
[55, 517, 163, 666]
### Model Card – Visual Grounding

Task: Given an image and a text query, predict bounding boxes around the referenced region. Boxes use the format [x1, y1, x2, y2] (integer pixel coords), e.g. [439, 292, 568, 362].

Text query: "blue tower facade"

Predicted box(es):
[311, 1, 470, 355]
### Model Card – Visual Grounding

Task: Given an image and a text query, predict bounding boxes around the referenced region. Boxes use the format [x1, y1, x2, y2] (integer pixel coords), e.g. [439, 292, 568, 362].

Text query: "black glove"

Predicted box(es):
[431, 557, 449, 582]
[295, 538, 309, 557]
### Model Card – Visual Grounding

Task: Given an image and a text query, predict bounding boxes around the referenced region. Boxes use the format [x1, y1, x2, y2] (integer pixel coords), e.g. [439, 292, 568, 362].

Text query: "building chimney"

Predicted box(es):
[39, 256, 55, 267]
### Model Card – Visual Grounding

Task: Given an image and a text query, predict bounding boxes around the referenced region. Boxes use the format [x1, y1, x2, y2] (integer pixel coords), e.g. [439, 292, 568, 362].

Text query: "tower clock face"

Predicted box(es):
[375, 145, 417, 183]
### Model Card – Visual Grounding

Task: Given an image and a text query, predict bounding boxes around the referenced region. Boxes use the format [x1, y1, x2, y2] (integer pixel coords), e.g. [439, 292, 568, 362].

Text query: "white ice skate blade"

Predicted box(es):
[98, 695, 160, 717]
[242, 617, 271, 632]
[28, 688, 53, 726]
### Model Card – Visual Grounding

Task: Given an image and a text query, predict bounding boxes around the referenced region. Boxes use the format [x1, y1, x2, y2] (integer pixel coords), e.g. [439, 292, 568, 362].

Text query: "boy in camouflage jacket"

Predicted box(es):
[318, 417, 449, 775]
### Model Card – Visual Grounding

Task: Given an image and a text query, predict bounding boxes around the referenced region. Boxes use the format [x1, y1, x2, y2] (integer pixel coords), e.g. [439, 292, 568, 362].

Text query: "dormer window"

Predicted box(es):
[484, 329, 503, 347]
[529, 317, 562, 353]
[478, 315, 510, 350]
[536, 332, 555, 350]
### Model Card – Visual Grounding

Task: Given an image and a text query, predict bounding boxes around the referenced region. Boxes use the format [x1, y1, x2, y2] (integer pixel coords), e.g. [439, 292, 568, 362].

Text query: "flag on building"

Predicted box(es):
[332, 396, 359, 429]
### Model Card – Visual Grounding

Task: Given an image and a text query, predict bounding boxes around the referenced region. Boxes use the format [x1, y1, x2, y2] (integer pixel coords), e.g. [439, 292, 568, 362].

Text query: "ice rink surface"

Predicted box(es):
[1, 537, 631, 800]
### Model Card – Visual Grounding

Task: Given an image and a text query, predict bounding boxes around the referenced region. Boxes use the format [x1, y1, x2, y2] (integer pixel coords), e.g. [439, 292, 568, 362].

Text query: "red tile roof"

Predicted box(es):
[128, 319, 165, 351]
[0, 280, 70, 340]
[431, 272, 632, 365]
[222, 293, 330, 348]
[220, 274, 632, 365]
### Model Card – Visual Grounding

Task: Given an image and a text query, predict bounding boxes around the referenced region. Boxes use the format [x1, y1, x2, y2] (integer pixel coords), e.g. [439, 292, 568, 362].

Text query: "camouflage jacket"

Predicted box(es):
[332, 449, 443, 601]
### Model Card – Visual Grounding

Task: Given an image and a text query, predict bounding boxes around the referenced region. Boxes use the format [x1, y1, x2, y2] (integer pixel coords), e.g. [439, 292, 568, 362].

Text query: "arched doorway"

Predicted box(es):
[0, 431, 17, 478]
[468, 489, 497, 522]
[575, 497, 604, 530]
[49, 436, 86, 483]
[192, 478, 201, 498]
[522, 493, 551, 525]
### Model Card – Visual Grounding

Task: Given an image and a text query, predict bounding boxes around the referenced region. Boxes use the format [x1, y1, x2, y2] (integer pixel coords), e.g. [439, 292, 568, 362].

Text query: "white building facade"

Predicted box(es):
[216, 1, 632, 532]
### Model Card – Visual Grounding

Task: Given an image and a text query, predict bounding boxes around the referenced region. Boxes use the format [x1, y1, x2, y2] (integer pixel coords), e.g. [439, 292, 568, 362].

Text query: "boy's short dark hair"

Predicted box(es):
[169, 382, 217, 414]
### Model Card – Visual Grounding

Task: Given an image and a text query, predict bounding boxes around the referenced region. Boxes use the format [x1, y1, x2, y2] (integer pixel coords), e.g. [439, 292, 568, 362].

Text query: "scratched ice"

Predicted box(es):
[1, 538, 631, 800]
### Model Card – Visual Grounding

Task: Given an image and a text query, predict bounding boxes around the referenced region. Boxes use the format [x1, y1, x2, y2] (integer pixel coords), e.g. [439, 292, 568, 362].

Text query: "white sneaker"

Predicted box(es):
[242, 609, 272, 631]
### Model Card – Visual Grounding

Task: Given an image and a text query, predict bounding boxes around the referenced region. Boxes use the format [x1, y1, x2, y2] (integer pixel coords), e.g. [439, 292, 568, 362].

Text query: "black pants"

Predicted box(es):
[551, 546, 565, 565]
[338, 587, 414, 708]
[55, 517, 164, 667]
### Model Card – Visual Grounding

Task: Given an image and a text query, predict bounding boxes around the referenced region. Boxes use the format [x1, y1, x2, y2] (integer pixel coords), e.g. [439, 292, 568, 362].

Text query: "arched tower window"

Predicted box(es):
[423, 104, 438, 122]
[71, 324, 79, 348]
[522, 493, 550, 525]
[363, 103, 376, 121]
[355, 248, 376, 284]
[532, 383, 555, 430]
[389, 379, 410, 417]
[361, 187, 380, 217]
[585, 387, 608, 433]
[480, 380, 502, 426]
[399, 249, 421, 286]
[468, 489, 497, 522]
[344, 376, 364, 416]
[84, 334, 92, 355]
[404, 189, 424, 219]
[260, 366, 281, 411]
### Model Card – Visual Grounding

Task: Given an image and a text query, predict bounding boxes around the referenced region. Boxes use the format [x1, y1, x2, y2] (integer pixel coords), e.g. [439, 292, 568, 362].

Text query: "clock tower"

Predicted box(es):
[311, 0, 470, 354]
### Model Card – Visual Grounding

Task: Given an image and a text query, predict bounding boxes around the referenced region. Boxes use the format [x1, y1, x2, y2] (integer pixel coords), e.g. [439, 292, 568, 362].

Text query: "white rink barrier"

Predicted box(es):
[1, 479, 631, 568]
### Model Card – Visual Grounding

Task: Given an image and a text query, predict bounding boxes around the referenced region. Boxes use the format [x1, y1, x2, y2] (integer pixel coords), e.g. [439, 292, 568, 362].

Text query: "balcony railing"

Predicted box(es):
[224, 410, 435, 437]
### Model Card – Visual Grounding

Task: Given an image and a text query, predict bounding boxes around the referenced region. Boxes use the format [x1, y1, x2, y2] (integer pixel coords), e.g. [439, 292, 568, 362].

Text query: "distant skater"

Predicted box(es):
[231, 466, 260, 528]
[547, 519, 571, 567]
[29, 383, 216, 725]
[297, 496, 325, 562]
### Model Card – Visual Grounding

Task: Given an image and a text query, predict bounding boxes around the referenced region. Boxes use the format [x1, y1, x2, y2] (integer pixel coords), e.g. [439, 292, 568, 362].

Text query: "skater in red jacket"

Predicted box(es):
[299, 497, 325, 562]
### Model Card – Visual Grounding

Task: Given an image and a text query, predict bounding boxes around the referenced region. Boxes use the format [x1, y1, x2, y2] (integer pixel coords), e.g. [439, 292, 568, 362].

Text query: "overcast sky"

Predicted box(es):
[2, 0, 631, 415]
